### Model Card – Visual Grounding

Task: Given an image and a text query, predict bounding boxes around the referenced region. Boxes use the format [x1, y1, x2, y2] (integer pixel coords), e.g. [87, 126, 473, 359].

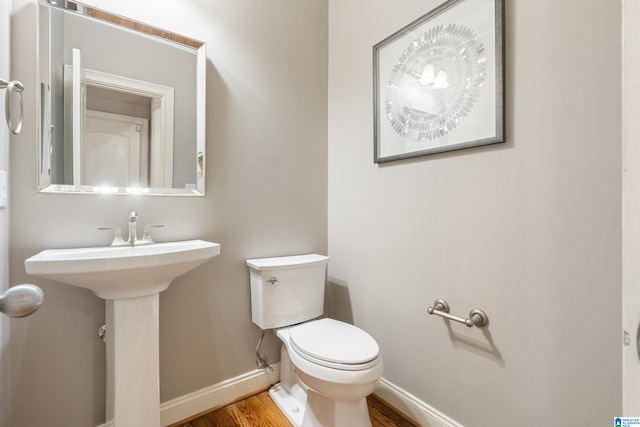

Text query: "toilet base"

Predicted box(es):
[269, 343, 308, 426]
[270, 343, 374, 427]
[269, 382, 373, 427]
[301, 389, 372, 427]
[269, 382, 305, 427]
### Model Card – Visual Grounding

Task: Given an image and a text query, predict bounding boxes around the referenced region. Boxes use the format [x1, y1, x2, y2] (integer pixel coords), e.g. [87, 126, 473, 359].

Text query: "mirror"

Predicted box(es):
[37, 0, 206, 195]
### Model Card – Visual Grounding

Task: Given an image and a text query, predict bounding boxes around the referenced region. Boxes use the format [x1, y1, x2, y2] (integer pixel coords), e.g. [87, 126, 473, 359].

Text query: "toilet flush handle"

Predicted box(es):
[267, 277, 279, 286]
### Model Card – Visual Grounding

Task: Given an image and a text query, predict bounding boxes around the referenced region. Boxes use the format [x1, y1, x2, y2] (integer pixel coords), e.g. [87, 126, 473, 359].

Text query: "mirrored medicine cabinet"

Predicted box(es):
[37, 0, 206, 195]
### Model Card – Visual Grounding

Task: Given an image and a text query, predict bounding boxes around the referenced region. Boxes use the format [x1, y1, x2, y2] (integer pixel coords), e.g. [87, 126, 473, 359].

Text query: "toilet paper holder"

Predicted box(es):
[427, 299, 489, 328]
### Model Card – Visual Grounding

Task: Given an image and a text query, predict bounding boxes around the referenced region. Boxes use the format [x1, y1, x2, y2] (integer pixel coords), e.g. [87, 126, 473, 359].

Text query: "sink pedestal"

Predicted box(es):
[24, 240, 221, 426]
[106, 294, 161, 427]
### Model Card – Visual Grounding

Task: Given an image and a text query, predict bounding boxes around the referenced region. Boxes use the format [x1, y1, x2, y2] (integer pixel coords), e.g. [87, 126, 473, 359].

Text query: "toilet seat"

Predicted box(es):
[289, 318, 380, 371]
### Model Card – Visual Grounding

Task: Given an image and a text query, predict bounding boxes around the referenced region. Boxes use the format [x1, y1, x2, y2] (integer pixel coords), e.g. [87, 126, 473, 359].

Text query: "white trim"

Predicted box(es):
[71, 49, 83, 185]
[374, 377, 464, 427]
[96, 364, 280, 427]
[83, 67, 174, 188]
[63, 65, 175, 188]
[160, 364, 281, 426]
[95, 369, 461, 427]
[194, 44, 206, 194]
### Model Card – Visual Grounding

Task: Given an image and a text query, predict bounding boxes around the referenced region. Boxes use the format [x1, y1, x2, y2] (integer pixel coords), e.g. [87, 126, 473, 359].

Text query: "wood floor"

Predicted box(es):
[170, 389, 419, 427]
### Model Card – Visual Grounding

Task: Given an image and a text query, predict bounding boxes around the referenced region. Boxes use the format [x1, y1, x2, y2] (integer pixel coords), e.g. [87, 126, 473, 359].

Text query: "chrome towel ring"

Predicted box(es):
[0, 77, 24, 135]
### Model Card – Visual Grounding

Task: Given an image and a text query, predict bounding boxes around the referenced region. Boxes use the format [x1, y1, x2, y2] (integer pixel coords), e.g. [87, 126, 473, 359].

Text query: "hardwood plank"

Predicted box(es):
[234, 394, 291, 427]
[171, 390, 418, 427]
[368, 394, 420, 427]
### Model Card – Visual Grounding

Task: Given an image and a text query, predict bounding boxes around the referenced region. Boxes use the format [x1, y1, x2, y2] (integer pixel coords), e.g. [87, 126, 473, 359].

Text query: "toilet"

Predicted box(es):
[247, 254, 383, 427]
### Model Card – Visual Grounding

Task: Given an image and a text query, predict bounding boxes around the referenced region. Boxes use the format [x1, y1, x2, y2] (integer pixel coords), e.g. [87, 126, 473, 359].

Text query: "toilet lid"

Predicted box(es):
[289, 318, 380, 369]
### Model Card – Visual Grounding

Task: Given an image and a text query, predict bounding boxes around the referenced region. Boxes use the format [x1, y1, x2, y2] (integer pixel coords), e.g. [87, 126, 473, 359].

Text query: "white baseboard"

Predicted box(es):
[96, 367, 460, 427]
[374, 378, 464, 427]
[160, 363, 281, 426]
[96, 363, 281, 427]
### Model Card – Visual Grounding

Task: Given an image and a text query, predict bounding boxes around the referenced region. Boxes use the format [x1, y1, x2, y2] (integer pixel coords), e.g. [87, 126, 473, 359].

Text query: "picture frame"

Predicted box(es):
[373, 0, 504, 163]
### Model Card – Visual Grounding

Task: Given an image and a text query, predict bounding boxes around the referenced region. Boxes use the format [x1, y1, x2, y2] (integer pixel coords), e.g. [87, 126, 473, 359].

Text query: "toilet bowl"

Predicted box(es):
[272, 318, 383, 427]
[246, 254, 384, 427]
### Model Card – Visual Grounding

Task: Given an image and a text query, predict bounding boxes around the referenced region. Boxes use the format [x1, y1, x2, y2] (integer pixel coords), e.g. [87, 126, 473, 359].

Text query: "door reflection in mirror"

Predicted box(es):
[38, 0, 206, 195]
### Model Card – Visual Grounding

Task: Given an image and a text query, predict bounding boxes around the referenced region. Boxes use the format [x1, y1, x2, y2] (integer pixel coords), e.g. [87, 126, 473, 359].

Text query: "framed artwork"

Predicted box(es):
[373, 0, 504, 163]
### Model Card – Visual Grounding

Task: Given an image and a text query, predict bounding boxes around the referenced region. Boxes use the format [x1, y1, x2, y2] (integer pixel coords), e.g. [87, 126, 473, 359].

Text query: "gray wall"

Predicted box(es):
[9, 0, 328, 425]
[327, 0, 622, 426]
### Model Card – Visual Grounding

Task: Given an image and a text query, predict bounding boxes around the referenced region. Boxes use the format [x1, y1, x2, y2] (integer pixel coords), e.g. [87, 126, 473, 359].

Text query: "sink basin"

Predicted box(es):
[25, 239, 220, 426]
[25, 239, 220, 299]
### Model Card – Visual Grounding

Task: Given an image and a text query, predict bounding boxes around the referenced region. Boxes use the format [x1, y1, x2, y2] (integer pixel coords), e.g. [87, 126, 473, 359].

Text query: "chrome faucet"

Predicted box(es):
[98, 212, 164, 247]
[128, 211, 138, 245]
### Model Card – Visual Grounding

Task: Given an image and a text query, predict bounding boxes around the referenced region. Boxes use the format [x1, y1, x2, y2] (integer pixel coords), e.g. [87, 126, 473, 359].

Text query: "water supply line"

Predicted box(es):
[255, 330, 273, 373]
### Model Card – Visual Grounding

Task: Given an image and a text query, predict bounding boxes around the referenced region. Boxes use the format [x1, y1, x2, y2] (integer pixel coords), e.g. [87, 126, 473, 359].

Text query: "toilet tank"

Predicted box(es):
[246, 254, 330, 330]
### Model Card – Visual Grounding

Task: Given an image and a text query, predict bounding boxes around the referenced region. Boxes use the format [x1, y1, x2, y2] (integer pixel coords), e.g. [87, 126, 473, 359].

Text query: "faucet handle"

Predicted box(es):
[98, 226, 127, 247]
[129, 211, 138, 221]
[141, 224, 164, 244]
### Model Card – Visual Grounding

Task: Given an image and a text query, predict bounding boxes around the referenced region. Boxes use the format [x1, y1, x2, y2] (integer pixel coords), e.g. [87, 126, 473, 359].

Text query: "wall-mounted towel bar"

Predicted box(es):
[427, 298, 489, 328]
[0, 77, 24, 135]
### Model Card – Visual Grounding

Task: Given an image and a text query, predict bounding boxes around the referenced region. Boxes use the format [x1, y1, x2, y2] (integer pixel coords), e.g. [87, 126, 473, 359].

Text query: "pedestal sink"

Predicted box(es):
[25, 240, 221, 427]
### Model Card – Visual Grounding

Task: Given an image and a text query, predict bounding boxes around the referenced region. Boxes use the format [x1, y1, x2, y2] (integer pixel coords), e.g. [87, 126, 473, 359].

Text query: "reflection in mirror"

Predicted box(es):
[38, 0, 206, 195]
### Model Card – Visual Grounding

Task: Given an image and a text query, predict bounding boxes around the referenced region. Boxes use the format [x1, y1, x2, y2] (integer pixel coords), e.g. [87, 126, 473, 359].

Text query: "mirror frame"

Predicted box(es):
[37, 0, 206, 196]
